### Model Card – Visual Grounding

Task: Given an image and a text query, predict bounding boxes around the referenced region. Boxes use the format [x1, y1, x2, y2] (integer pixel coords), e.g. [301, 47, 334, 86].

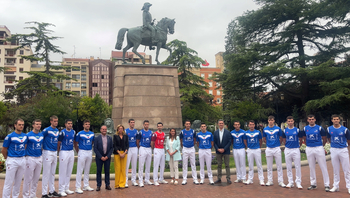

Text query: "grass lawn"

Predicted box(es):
[54, 153, 307, 174]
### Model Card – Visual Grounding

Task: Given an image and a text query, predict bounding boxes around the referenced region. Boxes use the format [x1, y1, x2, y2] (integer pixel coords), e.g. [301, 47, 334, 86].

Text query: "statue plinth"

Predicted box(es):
[112, 64, 182, 130]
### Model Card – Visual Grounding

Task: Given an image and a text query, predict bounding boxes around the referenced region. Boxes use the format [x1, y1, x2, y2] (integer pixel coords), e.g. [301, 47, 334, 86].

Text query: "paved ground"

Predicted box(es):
[0, 160, 349, 198]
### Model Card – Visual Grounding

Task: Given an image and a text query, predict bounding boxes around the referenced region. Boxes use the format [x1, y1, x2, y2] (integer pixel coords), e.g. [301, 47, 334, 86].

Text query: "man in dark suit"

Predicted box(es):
[94, 125, 114, 191]
[214, 119, 232, 184]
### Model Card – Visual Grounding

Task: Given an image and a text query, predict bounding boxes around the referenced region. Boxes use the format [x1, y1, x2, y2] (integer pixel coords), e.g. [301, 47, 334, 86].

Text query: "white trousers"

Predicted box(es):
[59, 150, 75, 192]
[23, 156, 42, 198]
[153, 148, 165, 182]
[125, 147, 138, 183]
[169, 157, 179, 179]
[42, 150, 57, 195]
[182, 146, 197, 181]
[2, 157, 25, 198]
[284, 148, 301, 185]
[330, 147, 350, 189]
[138, 147, 152, 182]
[199, 149, 212, 180]
[247, 148, 264, 181]
[233, 148, 246, 181]
[265, 147, 284, 183]
[75, 150, 92, 189]
[306, 146, 330, 186]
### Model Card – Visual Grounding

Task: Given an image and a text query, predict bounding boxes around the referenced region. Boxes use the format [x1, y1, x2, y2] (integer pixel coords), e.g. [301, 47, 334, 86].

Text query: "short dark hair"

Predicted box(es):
[307, 114, 315, 119]
[50, 115, 58, 121]
[157, 122, 163, 126]
[143, 120, 149, 124]
[200, 122, 206, 127]
[268, 115, 275, 120]
[286, 116, 294, 120]
[331, 114, 340, 119]
[248, 120, 255, 124]
[128, 119, 135, 123]
[184, 120, 191, 124]
[32, 119, 42, 125]
[83, 120, 90, 124]
[233, 121, 240, 125]
[217, 119, 224, 124]
[14, 118, 24, 125]
[65, 119, 73, 124]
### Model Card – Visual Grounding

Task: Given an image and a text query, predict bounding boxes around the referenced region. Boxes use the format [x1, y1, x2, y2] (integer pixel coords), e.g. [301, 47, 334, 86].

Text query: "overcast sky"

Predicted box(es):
[0, 0, 259, 66]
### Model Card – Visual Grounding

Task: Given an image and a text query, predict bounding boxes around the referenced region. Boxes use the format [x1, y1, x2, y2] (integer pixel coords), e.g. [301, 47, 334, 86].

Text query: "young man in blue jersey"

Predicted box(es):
[74, 120, 95, 193]
[231, 121, 246, 183]
[23, 119, 43, 198]
[244, 120, 265, 186]
[327, 114, 350, 193]
[263, 115, 286, 187]
[180, 120, 199, 185]
[282, 116, 303, 189]
[137, 120, 154, 187]
[42, 115, 61, 198]
[57, 119, 76, 196]
[196, 123, 214, 185]
[125, 119, 138, 187]
[2, 118, 27, 198]
[302, 114, 330, 191]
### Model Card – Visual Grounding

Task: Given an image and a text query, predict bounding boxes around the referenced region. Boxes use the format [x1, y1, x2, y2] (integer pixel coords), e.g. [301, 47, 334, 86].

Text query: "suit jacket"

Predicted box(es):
[113, 134, 129, 154]
[214, 128, 231, 155]
[165, 136, 181, 161]
[94, 134, 113, 160]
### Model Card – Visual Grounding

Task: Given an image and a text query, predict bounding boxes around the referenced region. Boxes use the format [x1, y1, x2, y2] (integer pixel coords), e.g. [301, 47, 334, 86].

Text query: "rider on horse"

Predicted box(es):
[142, 2, 157, 50]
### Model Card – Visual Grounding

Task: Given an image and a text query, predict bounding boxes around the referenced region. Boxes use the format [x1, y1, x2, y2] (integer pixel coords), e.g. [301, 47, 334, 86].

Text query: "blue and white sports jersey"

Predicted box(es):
[137, 129, 153, 148]
[302, 125, 326, 147]
[42, 126, 60, 151]
[3, 131, 27, 157]
[126, 128, 138, 148]
[327, 125, 350, 148]
[263, 126, 283, 148]
[58, 128, 75, 151]
[26, 131, 43, 157]
[75, 130, 95, 150]
[196, 131, 213, 149]
[180, 129, 196, 148]
[282, 127, 302, 149]
[245, 130, 262, 149]
[231, 129, 246, 149]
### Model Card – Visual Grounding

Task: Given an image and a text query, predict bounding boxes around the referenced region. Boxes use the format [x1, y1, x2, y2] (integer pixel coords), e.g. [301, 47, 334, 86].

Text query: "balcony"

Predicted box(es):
[4, 62, 15, 66]
[5, 54, 15, 57]
[81, 86, 87, 89]
[4, 81, 15, 84]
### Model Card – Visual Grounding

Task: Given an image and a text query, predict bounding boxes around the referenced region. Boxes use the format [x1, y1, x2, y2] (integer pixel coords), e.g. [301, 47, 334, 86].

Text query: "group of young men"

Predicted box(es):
[2, 114, 350, 197]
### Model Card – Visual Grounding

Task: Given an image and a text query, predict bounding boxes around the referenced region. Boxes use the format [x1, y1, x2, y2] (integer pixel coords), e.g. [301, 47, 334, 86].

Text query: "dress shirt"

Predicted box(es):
[102, 134, 107, 154]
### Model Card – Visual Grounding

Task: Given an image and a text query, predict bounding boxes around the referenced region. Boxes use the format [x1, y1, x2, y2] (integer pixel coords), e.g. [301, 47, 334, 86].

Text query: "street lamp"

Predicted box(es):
[269, 93, 284, 126]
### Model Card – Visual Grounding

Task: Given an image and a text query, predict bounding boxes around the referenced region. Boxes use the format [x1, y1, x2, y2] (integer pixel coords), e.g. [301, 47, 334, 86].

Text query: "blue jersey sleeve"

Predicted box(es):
[24, 134, 28, 144]
[3, 134, 11, 148]
[281, 130, 286, 138]
[263, 130, 267, 137]
[42, 128, 48, 137]
[136, 131, 141, 140]
[297, 129, 303, 138]
[320, 127, 326, 136]
[243, 132, 247, 140]
[279, 128, 283, 137]
[58, 131, 65, 142]
[193, 131, 196, 139]
[258, 132, 262, 139]
[326, 127, 331, 138]
[196, 133, 199, 142]
[345, 128, 350, 140]
[74, 133, 80, 142]
[179, 131, 183, 140]
[211, 133, 214, 142]
[300, 128, 306, 137]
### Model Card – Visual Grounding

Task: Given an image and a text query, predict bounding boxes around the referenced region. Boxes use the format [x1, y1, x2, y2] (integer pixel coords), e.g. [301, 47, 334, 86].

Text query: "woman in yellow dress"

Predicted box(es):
[113, 124, 129, 188]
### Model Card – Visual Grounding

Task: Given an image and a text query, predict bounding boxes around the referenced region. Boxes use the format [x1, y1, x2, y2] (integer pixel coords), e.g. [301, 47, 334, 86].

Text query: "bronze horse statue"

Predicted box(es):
[115, 17, 175, 65]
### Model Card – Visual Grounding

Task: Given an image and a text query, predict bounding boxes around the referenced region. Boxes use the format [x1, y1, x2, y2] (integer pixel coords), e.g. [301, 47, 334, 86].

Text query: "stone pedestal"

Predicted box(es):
[112, 64, 182, 130]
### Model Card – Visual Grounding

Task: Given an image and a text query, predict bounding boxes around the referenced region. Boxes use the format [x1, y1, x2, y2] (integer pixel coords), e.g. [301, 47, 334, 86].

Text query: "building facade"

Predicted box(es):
[0, 25, 33, 102]
[111, 51, 152, 64]
[89, 58, 113, 104]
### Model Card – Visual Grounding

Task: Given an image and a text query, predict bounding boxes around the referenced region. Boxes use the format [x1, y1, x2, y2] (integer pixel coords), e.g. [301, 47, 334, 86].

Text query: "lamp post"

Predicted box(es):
[269, 93, 284, 126]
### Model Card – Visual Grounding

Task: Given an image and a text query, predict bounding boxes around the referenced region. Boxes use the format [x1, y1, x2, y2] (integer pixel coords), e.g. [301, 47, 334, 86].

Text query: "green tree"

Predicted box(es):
[221, 0, 350, 113]
[0, 101, 7, 124]
[5, 22, 72, 103]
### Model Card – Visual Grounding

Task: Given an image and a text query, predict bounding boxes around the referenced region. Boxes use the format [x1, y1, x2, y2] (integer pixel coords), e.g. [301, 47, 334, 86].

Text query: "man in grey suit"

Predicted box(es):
[94, 125, 114, 191]
[213, 119, 232, 184]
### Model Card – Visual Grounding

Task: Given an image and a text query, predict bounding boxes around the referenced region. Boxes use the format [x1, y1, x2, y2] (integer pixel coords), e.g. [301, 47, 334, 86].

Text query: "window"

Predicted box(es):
[81, 82, 86, 89]
[81, 75, 86, 81]
[19, 68, 24, 72]
[0, 49, 1, 54]
[209, 82, 213, 87]
[92, 83, 98, 87]
[66, 82, 71, 89]
[72, 66, 80, 71]
[81, 90, 87, 97]
[20, 50, 24, 55]
[201, 74, 205, 78]
[72, 75, 80, 80]
[101, 75, 104, 79]
[73, 91, 80, 95]
[81, 67, 86, 73]
[208, 74, 212, 78]
[19, 77, 23, 80]
[216, 82, 220, 87]
[20, 59, 24, 64]
[217, 98, 221, 103]
[217, 90, 221, 95]
[209, 90, 213, 95]
[72, 82, 80, 87]
[73, 62, 79, 64]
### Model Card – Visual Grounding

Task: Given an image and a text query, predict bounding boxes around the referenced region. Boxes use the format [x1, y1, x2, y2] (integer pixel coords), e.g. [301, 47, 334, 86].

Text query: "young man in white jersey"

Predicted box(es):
[282, 116, 303, 189]
[327, 114, 350, 194]
[125, 119, 138, 187]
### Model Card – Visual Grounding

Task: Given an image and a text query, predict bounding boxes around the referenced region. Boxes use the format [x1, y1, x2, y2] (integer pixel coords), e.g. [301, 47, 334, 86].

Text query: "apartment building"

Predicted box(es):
[62, 58, 90, 97]
[89, 57, 113, 104]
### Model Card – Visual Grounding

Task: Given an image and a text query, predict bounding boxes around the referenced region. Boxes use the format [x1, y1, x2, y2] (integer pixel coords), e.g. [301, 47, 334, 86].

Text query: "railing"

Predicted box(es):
[4, 71, 15, 75]
[4, 81, 15, 84]
[4, 63, 15, 65]
[81, 86, 87, 89]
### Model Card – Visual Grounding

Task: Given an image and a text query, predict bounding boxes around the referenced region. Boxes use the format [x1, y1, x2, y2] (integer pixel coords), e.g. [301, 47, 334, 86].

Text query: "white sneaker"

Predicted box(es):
[132, 182, 138, 186]
[159, 180, 168, 184]
[245, 179, 253, 185]
[154, 181, 160, 186]
[260, 180, 265, 186]
[209, 179, 214, 185]
[125, 183, 128, 188]
[266, 181, 273, 186]
[59, 191, 67, 197]
[83, 186, 94, 191]
[286, 183, 294, 188]
[145, 180, 153, 185]
[348, 188, 350, 194]
[279, 182, 286, 188]
[242, 180, 247, 183]
[297, 184, 303, 189]
[170, 180, 174, 184]
[200, 179, 204, 184]
[65, 190, 74, 195]
[139, 183, 144, 187]
[234, 179, 242, 183]
[329, 187, 339, 192]
[174, 181, 178, 185]
[182, 180, 187, 185]
[75, 188, 83, 194]
[193, 180, 199, 185]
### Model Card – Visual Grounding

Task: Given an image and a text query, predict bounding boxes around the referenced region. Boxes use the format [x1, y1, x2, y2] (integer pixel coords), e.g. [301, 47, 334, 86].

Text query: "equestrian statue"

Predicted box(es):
[115, 2, 176, 65]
